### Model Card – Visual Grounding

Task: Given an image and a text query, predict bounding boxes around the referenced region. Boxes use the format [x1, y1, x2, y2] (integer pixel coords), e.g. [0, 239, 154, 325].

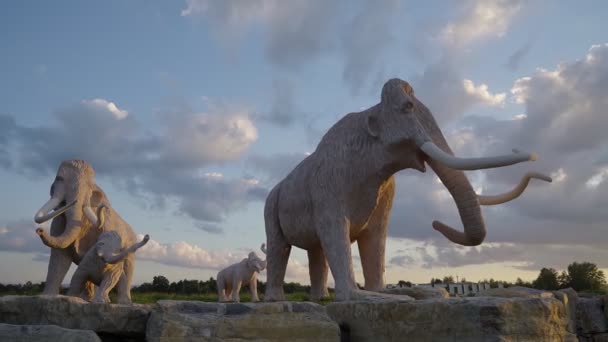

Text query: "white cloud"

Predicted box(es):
[160, 105, 257, 164]
[412, 59, 507, 122]
[136, 234, 243, 270]
[462, 79, 506, 106]
[0, 220, 50, 254]
[441, 0, 522, 47]
[84, 99, 128, 120]
[0, 97, 263, 227]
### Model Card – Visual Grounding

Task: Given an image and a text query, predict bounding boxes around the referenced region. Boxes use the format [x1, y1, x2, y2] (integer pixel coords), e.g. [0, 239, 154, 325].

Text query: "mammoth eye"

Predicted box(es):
[402, 101, 414, 113]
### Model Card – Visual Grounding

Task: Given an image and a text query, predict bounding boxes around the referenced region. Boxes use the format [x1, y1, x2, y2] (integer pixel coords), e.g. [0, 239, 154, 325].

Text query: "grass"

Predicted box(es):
[126, 291, 335, 305]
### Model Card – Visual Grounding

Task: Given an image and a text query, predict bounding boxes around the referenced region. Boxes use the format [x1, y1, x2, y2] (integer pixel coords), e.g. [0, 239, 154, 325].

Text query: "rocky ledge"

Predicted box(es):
[147, 300, 340, 341]
[0, 295, 151, 340]
[0, 289, 606, 341]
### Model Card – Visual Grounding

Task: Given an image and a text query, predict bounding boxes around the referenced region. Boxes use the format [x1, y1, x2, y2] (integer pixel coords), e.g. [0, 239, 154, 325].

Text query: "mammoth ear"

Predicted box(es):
[367, 113, 380, 138]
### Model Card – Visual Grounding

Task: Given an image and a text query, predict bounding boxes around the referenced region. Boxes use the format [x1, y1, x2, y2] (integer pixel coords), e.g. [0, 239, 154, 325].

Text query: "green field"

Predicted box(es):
[121, 292, 335, 305]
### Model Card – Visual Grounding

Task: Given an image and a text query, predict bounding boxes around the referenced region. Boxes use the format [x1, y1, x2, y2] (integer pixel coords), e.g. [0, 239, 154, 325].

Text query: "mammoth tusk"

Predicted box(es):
[420, 142, 537, 171]
[84, 205, 108, 230]
[34, 199, 77, 224]
[477, 172, 552, 205]
[260, 243, 267, 255]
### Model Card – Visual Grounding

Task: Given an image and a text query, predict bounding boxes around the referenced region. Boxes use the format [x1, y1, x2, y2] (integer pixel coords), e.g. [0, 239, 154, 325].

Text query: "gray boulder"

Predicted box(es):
[0, 323, 101, 342]
[146, 300, 340, 341]
[577, 297, 608, 338]
[380, 286, 450, 299]
[554, 288, 579, 334]
[477, 286, 554, 298]
[327, 296, 576, 341]
[0, 295, 151, 337]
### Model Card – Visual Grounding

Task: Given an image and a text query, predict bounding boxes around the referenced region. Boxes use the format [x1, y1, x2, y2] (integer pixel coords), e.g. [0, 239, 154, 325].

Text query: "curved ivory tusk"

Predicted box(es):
[420, 142, 537, 171]
[477, 172, 552, 205]
[85, 205, 108, 230]
[84, 207, 98, 226]
[260, 243, 267, 255]
[34, 198, 77, 224]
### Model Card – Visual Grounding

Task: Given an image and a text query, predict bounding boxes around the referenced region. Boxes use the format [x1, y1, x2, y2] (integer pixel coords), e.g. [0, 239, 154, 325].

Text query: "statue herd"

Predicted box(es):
[31, 78, 552, 304]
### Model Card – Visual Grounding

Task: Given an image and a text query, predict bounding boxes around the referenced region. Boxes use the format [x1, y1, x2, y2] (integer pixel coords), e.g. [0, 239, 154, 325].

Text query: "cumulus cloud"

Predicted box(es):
[412, 59, 507, 123]
[0, 98, 263, 229]
[389, 241, 608, 272]
[383, 44, 608, 275]
[136, 234, 244, 270]
[462, 79, 506, 106]
[441, 0, 522, 47]
[0, 220, 49, 254]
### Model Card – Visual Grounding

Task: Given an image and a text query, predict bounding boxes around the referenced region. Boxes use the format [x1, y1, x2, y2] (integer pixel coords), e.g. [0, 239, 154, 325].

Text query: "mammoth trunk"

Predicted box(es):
[40, 193, 86, 249]
[427, 152, 487, 247]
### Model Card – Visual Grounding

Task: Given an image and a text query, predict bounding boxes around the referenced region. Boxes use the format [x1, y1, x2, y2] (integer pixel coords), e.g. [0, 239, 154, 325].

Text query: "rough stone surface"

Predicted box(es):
[146, 300, 340, 341]
[577, 297, 608, 338]
[477, 286, 555, 298]
[327, 296, 575, 342]
[0, 295, 151, 337]
[554, 288, 579, 334]
[0, 323, 101, 342]
[380, 286, 449, 299]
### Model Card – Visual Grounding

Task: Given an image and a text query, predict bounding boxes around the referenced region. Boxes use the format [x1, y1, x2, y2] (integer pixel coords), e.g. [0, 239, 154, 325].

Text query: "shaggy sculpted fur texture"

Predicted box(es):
[217, 244, 267, 302]
[68, 231, 149, 303]
[263, 78, 550, 302]
[34, 160, 139, 303]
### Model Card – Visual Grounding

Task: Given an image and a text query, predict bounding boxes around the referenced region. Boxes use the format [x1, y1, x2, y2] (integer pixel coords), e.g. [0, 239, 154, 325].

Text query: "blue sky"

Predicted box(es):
[1, 0, 608, 286]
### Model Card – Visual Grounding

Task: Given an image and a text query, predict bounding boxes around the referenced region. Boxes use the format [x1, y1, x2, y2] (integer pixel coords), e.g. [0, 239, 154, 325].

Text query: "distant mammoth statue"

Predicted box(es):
[68, 225, 150, 303]
[217, 244, 267, 303]
[263, 78, 552, 302]
[33, 160, 139, 304]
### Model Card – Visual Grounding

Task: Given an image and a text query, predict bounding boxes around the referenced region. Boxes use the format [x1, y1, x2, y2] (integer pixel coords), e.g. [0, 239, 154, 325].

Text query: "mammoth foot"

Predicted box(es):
[263, 289, 285, 302]
[342, 289, 415, 302]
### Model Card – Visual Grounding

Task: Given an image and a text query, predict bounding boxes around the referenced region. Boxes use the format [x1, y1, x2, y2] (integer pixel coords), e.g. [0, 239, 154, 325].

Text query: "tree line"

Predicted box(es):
[1, 261, 605, 296]
[402, 261, 607, 294]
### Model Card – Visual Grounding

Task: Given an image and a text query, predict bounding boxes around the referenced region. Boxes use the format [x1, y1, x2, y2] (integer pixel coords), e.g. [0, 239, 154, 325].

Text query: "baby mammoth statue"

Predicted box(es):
[217, 244, 267, 303]
[67, 209, 150, 303]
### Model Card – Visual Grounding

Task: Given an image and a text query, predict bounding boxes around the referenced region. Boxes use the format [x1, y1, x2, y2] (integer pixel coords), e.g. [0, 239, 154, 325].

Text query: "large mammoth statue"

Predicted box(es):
[33, 160, 139, 304]
[263, 78, 552, 302]
[217, 244, 267, 303]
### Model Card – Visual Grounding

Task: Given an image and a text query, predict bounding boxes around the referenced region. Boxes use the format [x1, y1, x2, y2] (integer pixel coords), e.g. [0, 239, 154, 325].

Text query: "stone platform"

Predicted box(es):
[0, 289, 606, 341]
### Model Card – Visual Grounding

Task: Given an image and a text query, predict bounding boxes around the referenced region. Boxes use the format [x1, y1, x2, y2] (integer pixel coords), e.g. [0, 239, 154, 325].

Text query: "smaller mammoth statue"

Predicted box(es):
[67, 208, 150, 303]
[217, 244, 267, 303]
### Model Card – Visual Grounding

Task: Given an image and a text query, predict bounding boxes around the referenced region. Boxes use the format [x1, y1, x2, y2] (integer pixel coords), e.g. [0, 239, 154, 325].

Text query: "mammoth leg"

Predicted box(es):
[264, 225, 291, 302]
[317, 215, 356, 301]
[44, 248, 73, 295]
[308, 247, 329, 301]
[67, 268, 88, 299]
[115, 255, 134, 304]
[217, 274, 227, 302]
[264, 186, 291, 302]
[93, 267, 122, 303]
[232, 278, 242, 303]
[358, 182, 393, 291]
[43, 216, 73, 295]
[250, 274, 259, 302]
